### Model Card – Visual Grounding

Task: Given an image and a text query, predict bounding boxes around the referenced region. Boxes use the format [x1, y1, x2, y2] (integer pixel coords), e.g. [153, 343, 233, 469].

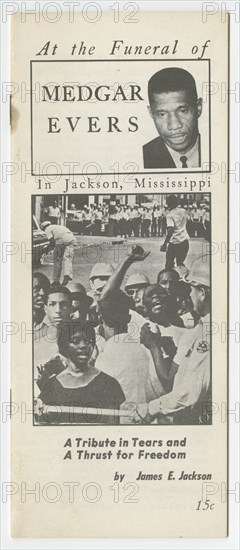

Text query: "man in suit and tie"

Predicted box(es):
[143, 67, 203, 169]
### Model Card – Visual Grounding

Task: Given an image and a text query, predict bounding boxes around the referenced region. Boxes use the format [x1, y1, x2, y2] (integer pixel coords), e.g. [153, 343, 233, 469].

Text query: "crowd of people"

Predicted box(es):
[34, 195, 211, 426]
[54, 200, 210, 241]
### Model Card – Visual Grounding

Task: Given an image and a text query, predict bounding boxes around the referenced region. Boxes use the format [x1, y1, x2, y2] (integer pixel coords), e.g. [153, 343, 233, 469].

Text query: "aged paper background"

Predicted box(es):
[11, 12, 228, 537]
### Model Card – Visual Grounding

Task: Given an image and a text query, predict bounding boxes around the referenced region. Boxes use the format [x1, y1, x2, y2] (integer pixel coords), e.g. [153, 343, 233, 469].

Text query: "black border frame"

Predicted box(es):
[32, 191, 212, 427]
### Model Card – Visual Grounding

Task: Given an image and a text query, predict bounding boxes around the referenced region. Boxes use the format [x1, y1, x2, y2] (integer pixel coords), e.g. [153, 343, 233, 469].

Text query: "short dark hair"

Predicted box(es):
[148, 67, 198, 105]
[157, 268, 180, 285]
[33, 272, 50, 303]
[33, 272, 50, 289]
[98, 289, 131, 329]
[58, 320, 96, 356]
[46, 283, 72, 303]
[166, 195, 178, 209]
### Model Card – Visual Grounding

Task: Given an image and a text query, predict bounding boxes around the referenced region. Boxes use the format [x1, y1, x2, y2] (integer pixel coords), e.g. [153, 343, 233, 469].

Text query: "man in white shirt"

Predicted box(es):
[34, 284, 72, 381]
[33, 272, 50, 329]
[164, 135, 200, 169]
[95, 207, 103, 235]
[48, 201, 61, 225]
[160, 195, 189, 270]
[41, 221, 77, 285]
[99, 248, 185, 404]
[96, 289, 150, 411]
[134, 255, 211, 425]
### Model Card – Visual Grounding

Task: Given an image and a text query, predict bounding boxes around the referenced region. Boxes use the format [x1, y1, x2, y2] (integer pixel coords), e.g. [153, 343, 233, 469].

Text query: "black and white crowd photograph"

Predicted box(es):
[33, 192, 211, 426]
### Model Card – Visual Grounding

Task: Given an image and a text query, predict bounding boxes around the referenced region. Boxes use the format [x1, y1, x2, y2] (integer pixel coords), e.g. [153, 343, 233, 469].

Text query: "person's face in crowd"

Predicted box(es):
[134, 287, 147, 316]
[143, 285, 168, 324]
[67, 329, 94, 372]
[90, 276, 110, 295]
[45, 292, 71, 327]
[190, 284, 207, 316]
[176, 281, 193, 315]
[158, 271, 179, 298]
[126, 286, 146, 314]
[148, 90, 202, 153]
[33, 276, 48, 315]
[71, 293, 89, 321]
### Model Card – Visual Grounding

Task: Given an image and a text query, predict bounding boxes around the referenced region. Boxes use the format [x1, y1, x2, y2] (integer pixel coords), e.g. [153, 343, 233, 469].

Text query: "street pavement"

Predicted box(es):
[34, 235, 210, 290]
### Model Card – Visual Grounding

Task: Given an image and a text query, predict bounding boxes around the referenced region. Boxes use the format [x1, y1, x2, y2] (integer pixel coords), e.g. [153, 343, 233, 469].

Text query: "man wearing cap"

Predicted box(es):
[143, 67, 203, 169]
[87, 263, 115, 327]
[89, 262, 115, 302]
[131, 205, 141, 237]
[41, 221, 77, 285]
[66, 281, 93, 321]
[125, 272, 150, 314]
[202, 205, 210, 242]
[96, 289, 150, 412]
[141, 208, 152, 237]
[134, 255, 211, 425]
[98, 245, 149, 310]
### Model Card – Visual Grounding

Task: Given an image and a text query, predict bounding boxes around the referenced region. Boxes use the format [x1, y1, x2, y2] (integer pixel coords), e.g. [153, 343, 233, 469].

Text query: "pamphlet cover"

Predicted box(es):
[10, 9, 229, 538]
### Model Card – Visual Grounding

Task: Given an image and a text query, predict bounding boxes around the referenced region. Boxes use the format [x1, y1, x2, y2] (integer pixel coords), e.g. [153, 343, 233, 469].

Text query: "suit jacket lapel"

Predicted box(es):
[157, 138, 176, 168]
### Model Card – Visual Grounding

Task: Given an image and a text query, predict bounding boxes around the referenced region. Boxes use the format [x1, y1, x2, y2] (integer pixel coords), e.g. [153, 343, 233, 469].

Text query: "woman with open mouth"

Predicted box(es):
[35, 320, 125, 424]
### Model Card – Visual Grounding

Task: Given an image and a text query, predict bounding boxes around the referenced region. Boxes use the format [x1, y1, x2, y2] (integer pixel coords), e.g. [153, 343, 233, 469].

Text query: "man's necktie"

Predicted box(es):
[180, 155, 188, 168]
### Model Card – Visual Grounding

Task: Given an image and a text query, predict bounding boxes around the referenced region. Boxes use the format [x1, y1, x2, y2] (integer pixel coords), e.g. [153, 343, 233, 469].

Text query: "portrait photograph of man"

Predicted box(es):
[143, 67, 204, 169]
